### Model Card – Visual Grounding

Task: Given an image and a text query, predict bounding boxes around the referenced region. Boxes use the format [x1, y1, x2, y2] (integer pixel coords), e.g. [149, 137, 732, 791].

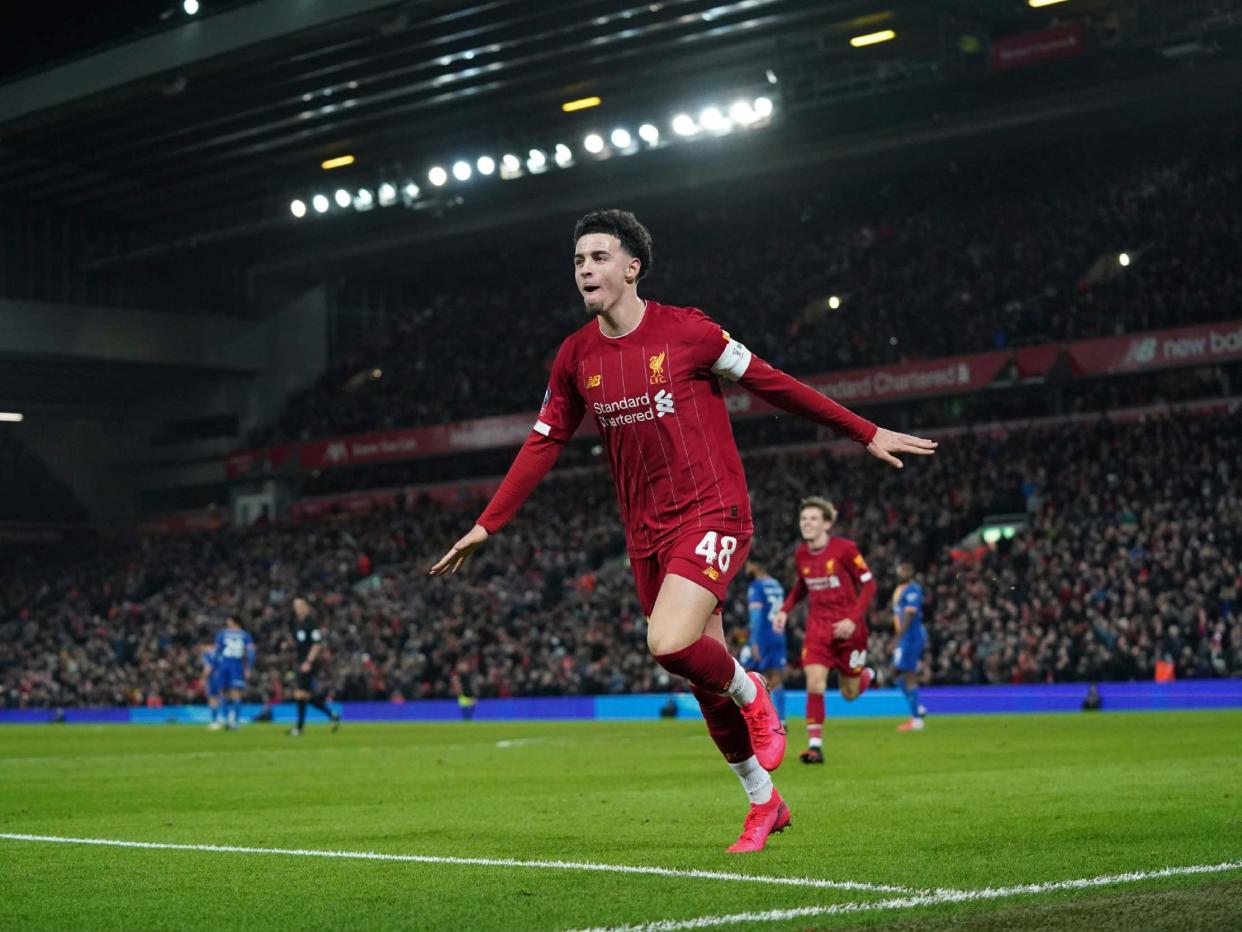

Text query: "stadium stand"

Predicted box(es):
[3, 406, 1238, 708]
[254, 118, 1240, 445]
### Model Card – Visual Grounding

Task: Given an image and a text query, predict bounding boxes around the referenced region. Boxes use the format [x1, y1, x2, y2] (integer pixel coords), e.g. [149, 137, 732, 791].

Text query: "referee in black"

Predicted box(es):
[289, 596, 341, 735]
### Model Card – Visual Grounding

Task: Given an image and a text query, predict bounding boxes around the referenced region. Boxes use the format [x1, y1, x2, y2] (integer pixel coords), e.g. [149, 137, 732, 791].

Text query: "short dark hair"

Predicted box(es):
[573, 209, 653, 279]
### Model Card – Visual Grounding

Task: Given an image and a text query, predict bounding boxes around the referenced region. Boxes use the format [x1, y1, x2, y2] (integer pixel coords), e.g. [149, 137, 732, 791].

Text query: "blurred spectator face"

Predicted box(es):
[574, 233, 639, 317]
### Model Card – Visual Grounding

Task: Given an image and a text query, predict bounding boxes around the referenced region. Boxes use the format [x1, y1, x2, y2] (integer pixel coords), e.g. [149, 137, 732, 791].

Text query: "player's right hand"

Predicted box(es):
[429, 524, 490, 576]
[771, 610, 788, 634]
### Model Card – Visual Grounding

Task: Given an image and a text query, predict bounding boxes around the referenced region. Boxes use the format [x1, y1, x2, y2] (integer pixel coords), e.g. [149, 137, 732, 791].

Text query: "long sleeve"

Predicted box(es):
[738, 356, 877, 445]
[781, 576, 807, 614]
[476, 431, 565, 534]
[846, 546, 877, 621]
[853, 574, 877, 623]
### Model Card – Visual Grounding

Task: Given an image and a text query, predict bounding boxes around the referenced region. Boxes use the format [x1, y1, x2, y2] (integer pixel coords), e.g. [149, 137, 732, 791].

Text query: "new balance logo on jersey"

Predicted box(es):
[654, 389, 675, 417]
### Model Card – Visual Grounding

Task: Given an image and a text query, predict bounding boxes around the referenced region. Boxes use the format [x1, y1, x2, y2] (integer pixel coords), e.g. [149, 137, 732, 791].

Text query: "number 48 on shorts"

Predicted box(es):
[694, 531, 739, 572]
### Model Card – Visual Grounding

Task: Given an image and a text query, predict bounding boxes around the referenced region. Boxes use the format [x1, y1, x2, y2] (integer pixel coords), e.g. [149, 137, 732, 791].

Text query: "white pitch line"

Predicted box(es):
[0, 833, 916, 895]
[569, 858, 1242, 932]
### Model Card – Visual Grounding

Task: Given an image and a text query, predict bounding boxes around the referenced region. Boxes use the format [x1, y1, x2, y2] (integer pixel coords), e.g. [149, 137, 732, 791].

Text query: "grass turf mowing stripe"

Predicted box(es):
[570, 859, 1242, 931]
[0, 832, 918, 895]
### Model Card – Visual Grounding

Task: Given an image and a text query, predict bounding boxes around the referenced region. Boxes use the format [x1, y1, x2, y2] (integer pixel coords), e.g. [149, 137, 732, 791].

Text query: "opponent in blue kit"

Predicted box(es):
[214, 615, 255, 730]
[743, 560, 788, 724]
[891, 561, 928, 731]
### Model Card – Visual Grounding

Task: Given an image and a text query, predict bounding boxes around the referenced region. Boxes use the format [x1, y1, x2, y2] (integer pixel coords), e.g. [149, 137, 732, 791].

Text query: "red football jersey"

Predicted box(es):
[535, 300, 754, 556]
[781, 537, 876, 627]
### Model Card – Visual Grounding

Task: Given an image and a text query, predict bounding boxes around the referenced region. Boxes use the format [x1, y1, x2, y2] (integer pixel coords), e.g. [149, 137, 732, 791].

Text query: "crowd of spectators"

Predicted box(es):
[3, 407, 1238, 708]
[255, 116, 1240, 445]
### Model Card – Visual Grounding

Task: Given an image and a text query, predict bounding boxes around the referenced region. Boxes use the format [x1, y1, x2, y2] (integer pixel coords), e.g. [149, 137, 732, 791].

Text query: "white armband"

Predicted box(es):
[711, 338, 752, 381]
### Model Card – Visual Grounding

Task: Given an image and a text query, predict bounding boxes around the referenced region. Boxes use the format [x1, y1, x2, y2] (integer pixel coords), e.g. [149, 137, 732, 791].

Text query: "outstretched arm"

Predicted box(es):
[432, 337, 585, 577]
[737, 356, 937, 468]
[429, 431, 564, 575]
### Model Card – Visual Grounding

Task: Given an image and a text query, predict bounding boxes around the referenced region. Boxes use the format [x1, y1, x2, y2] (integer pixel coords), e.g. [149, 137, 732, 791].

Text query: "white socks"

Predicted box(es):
[729, 756, 774, 805]
[727, 659, 758, 706]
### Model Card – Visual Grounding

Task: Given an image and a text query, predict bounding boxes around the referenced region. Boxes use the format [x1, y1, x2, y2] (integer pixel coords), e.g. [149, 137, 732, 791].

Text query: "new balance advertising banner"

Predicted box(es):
[1068, 320, 1242, 376]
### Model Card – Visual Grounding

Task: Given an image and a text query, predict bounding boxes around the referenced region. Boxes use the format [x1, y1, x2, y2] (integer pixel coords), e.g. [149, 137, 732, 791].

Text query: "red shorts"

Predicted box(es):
[630, 528, 752, 618]
[802, 618, 869, 676]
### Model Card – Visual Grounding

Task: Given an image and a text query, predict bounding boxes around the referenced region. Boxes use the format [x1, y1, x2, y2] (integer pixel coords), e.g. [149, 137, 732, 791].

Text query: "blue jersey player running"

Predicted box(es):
[891, 562, 928, 731]
[743, 560, 788, 724]
[202, 645, 224, 730]
[214, 615, 255, 731]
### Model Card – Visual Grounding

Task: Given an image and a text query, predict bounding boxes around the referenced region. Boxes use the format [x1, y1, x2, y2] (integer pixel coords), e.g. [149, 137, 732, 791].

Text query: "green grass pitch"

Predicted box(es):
[2, 711, 1240, 930]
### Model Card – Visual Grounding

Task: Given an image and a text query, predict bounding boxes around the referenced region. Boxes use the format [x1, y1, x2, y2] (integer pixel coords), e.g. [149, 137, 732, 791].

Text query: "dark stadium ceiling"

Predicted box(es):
[0, 0, 1239, 277]
[0, 0, 1238, 410]
[0, 0, 1150, 227]
[0, 354, 218, 409]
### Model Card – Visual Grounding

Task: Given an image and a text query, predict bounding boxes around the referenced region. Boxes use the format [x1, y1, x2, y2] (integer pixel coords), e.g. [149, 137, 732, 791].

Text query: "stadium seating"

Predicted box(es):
[254, 118, 1240, 446]
[3, 409, 1238, 707]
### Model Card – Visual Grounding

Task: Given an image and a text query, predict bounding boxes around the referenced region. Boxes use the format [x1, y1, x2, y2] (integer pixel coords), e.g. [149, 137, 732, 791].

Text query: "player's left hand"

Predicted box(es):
[833, 619, 856, 640]
[866, 427, 937, 469]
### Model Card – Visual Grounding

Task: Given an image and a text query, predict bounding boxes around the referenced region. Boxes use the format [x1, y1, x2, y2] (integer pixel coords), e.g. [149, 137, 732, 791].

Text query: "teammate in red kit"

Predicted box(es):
[430, 209, 936, 852]
[772, 497, 877, 764]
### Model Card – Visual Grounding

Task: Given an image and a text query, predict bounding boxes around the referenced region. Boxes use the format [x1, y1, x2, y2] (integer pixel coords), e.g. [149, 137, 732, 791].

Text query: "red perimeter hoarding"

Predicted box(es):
[1067, 320, 1242, 376]
[226, 321, 1241, 480]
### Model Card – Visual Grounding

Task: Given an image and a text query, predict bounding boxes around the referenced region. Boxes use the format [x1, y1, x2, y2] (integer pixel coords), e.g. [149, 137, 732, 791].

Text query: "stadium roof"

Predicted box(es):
[0, 0, 1156, 226]
[1, 0, 1239, 281]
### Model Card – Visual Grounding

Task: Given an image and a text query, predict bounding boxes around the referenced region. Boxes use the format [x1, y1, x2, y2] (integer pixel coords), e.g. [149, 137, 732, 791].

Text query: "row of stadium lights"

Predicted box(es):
[288, 97, 774, 219]
[279, 0, 1078, 221]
